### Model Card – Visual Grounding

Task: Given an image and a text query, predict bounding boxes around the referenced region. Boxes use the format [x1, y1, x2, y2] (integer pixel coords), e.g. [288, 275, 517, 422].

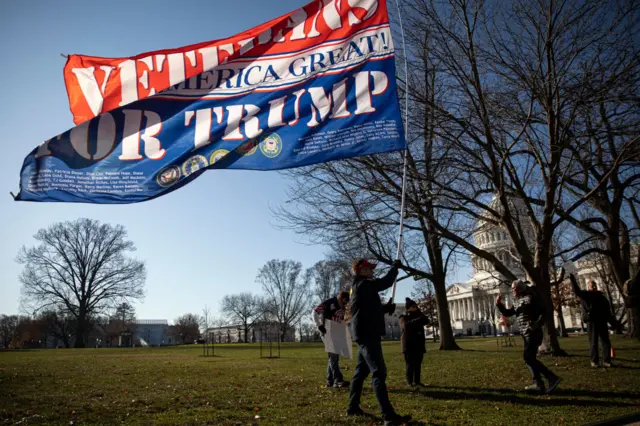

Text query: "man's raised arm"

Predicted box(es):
[569, 273, 585, 299]
[496, 293, 515, 317]
[373, 261, 401, 292]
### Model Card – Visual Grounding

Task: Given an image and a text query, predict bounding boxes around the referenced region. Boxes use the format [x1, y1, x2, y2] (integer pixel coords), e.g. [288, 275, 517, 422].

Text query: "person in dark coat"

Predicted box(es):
[347, 259, 411, 426]
[568, 273, 617, 367]
[496, 280, 561, 394]
[312, 291, 350, 387]
[399, 298, 430, 386]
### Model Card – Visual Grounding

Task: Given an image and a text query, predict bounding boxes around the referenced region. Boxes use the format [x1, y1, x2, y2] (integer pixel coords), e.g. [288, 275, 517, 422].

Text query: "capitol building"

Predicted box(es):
[445, 197, 614, 336]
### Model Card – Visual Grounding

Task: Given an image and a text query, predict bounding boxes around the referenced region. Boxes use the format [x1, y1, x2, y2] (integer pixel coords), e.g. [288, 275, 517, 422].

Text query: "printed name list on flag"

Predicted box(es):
[16, 0, 405, 204]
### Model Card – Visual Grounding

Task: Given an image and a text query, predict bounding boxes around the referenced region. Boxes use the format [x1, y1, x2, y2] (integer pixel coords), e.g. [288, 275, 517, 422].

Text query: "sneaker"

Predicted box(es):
[383, 413, 412, 426]
[524, 382, 546, 393]
[591, 362, 599, 368]
[546, 376, 561, 394]
[347, 407, 365, 416]
[333, 381, 349, 388]
[603, 362, 612, 368]
[325, 381, 333, 388]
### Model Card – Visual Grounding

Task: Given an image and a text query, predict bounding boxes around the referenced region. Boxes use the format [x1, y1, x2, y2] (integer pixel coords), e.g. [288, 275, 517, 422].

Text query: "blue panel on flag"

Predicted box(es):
[17, 58, 404, 204]
[17, 0, 406, 204]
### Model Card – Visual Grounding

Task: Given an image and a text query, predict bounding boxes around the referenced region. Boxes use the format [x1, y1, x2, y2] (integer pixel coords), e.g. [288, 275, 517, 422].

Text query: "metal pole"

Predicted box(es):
[391, 0, 410, 302]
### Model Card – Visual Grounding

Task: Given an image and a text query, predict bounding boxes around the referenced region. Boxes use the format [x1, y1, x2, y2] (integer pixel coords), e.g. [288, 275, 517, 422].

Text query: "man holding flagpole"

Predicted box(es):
[347, 258, 411, 426]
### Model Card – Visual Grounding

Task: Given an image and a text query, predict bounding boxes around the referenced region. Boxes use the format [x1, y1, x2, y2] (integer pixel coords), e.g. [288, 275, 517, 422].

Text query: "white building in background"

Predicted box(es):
[134, 320, 174, 346]
[445, 196, 629, 336]
[384, 304, 405, 340]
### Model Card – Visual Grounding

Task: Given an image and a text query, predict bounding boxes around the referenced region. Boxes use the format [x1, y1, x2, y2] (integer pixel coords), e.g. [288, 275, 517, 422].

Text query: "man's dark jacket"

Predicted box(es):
[399, 311, 430, 354]
[349, 266, 398, 343]
[569, 274, 614, 325]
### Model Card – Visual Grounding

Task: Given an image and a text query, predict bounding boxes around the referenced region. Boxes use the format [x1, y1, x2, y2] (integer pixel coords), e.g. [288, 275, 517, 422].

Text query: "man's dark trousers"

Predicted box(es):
[522, 329, 555, 383]
[348, 339, 395, 418]
[588, 322, 611, 364]
[403, 352, 423, 385]
[327, 353, 343, 384]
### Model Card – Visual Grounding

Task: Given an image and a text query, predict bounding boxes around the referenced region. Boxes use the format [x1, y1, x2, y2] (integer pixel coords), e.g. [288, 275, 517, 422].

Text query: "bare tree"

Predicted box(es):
[172, 314, 201, 344]
[17, 218, 146, 348]
[257, 260, 310, 342]
[396, 0, 639, 354]
[276, 102, 464, 349]
[551, 282, 580, 337]
[113, 302, 136, 326]
[200, 305, 212, 335]
[307, 260, 351, 302]
[37, 308, 76, 348]
[299, 320, 318, 342]
[220, 293, 263, 343]
[0, 315, 19, 349]
[552, 44, 640, 337]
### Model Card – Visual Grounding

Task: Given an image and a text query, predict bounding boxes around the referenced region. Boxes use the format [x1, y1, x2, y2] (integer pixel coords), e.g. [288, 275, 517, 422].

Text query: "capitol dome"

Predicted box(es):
[476, 194, 530, 230]
[471, 194, 533, 276]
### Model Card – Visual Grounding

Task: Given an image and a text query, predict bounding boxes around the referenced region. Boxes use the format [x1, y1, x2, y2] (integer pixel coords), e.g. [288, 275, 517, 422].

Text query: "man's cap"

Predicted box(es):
[405, 297, 418, 308]
[353, 259, 377, 273]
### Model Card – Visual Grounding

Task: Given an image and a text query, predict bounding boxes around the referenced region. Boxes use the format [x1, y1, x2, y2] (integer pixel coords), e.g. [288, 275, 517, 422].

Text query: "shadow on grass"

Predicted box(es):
[426, 385, 640, 400]
[458, 348, 504, 353]
[610, 357, 640, 364]
[609, 364, 640, 369]
[557, 354, 640, 365]
[390, 386, 639, 407]
[347, 412, 427, 426]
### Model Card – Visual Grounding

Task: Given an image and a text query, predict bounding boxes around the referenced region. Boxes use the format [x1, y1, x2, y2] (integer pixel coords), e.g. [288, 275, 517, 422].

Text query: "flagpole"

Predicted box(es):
[390, 0, 409, 303]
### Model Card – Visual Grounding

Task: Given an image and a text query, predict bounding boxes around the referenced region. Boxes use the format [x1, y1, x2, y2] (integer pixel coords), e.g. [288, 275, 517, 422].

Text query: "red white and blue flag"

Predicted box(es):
[16, 0, 405, 203]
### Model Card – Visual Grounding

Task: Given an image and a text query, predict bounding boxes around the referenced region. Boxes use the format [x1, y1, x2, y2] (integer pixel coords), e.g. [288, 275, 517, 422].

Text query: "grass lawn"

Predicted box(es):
[1, 336, 639, 425]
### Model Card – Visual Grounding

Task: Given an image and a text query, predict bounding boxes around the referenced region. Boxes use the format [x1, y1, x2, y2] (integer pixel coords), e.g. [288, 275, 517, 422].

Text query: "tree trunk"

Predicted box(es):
[626, 275, 639, 340]
[244, 325, 249, 344]
[424, 209, 460, 350]
[74, 312, 86, 348]
[556, 305, 568, 337]
[541, 291, 566, 355]
[530, 264, 566, 355]
[432, 275, 460, 350]
[630, 306, 640, 340]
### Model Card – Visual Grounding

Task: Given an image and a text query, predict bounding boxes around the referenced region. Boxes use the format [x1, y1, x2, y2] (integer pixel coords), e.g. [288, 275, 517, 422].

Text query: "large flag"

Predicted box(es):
[16, 0, 405, 204]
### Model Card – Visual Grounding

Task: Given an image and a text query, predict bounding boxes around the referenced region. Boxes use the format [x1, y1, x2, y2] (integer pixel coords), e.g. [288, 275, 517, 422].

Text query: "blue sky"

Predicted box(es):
[0, 0, 469, 322]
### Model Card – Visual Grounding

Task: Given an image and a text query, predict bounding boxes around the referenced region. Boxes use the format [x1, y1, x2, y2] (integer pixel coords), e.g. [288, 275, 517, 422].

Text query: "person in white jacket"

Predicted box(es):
[312, 291, 350, 387]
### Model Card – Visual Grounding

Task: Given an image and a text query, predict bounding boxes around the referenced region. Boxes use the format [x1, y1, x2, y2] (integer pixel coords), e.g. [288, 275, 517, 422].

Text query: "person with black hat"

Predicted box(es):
[347, 258, 412, 426]
[399, 298, 430, 386]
